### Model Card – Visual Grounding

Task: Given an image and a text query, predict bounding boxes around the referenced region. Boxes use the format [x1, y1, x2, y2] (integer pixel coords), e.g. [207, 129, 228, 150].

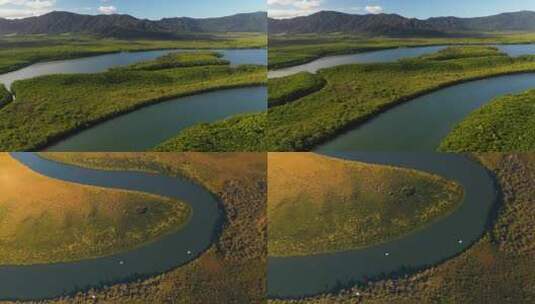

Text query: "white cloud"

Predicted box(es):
[365, 5, 383, 14]
[268, 0, 321, 19]
[0, 0, 55, 19]
[98, 5, 117, 15]
[269, 8, 318, 18]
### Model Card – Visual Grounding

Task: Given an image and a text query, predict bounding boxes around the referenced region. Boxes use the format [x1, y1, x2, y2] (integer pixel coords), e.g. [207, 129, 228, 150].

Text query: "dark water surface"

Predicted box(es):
[268, 152, 497, 298]
[315, 73, 535, 152]
[0, 48, 267, 89]
[1, 153, 222, 300]
[44, 86, 267, 151]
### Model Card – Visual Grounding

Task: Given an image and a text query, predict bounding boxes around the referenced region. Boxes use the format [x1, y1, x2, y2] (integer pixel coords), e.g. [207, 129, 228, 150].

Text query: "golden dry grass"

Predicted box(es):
[0, 153, 190, 265]
[268, 153, 463, 256]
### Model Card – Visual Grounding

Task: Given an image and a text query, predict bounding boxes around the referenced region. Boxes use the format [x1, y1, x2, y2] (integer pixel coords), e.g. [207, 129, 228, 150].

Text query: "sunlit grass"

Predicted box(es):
[268, 153, 463, 257]
[0, 153, 190, 265]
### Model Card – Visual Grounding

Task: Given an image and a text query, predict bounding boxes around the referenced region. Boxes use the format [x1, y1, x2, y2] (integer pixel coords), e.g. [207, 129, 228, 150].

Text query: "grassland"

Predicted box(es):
[0, 33, 267, 74]
[33, 152, 267, 303]
[268, 153, 463, 257]
[268, 32, 535, 69]
[269, 154, 535, 304]
[0, 84, 11, 107]
[0, 153, 190, 265]
[0, 54, 266, 151]
[155, 112, 266, 152]
[268, 72, 326, 107]
[439, 90, 535, 152]
[268, 46, 535, 151]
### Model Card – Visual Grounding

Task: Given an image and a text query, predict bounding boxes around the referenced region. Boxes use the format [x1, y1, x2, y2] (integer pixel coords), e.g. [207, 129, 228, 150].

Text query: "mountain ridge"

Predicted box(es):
[0, 11, 267, 38]
[268, 10, 535, 36]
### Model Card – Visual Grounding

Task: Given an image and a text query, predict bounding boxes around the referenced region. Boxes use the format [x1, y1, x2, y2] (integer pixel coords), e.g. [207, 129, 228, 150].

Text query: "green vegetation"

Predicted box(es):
[268, 72, 326, 107]
[269, 154, 535, 304]
[38, 152, 266, 303]
[0, 154, 190, 265]
[268, 46, 535, 151]
[0, 53, 266, 151]
[155, 112, 266, 152]
[268, 153, 463, 257]
[420, 46, 506, 60]
[0, 84, 11, 107]
[0, 33, 266, 74]
[440, 90, 535, 152]
[268, 32, 535, 69]
[122, 51, 229, 71]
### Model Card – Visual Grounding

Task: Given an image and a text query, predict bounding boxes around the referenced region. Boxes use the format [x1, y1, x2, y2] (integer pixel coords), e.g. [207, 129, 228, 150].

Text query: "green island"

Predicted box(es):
[268, 153, 463, 257]
[0, 33, 266, 74]
[0, 154, 191, 265]
[122, 51, 229, 71]
[439, 90, 535, 152]
[155, 112, 266, 152]
[268, 72, 326, 107]
[0, 84, 11, 107]
[36, 152, 267, 303]
[269, 154, 535, 303]
[268, 32, 535, 69]
[0, 52, 266, 151]
[267, 46, 535, 151]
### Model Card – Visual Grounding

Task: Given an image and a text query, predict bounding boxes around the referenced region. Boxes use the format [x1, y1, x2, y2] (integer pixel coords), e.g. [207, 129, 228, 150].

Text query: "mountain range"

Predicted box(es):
[0, 11, 267, 38]
[269, 11, 535, 36]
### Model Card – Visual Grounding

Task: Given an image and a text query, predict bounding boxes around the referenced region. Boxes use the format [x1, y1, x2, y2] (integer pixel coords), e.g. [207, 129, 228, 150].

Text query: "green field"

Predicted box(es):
[268, 72, 326, 107]
[155, 112, 266, 152]
[0, 154, 190, 265]
[0, 33, 267, 74]
[0, 84, 11, 107]
[0, 54, 266, 151]
[39, 152, 267, 303]
[440, 90, 535, 152]
[268, 32, 535, 69]
[268, 46, 535, 151]
[269, 154, 535, 303]
[268, 153, 463, 257]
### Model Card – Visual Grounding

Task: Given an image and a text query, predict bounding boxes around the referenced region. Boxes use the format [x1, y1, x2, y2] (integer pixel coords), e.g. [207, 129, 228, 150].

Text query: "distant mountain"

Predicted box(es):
[269, 10, 535, 36]
[0, 11, 267, 38]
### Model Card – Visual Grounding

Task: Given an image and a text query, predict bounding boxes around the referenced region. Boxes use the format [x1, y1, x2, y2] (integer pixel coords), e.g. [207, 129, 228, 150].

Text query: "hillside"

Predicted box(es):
[0, 11, 267, 38]
[268, 10, 535, 36]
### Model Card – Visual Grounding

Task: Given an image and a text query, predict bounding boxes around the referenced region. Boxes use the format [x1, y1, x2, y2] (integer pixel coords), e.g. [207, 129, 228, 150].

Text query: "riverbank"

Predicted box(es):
[36, 153, 267, 303]
[439, 90, 535, 152]
[154, 112, 266, 152]
[0, 54, 266, 151]
[268, 154, 534, 303]
[268, 72, 326, 107]
[268, 46, 535, 151]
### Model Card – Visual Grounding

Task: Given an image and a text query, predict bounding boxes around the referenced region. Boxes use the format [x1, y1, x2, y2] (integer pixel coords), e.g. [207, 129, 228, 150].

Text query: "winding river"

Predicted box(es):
[0, 48, 267, 89]
[268, 152, 498, 299]
[268, 44, 535, 78]
[0, 48, 267, 151]
[315, 73, 535, 152]
[267, 43, 535, 152]
[1, 153, 222, 301]
[44, 86, 267, 151]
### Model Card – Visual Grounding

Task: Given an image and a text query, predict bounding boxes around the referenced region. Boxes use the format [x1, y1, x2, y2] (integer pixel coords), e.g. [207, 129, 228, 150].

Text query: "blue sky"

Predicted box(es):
[0, 0, 266, 19]
[268, 0, 535, 19]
